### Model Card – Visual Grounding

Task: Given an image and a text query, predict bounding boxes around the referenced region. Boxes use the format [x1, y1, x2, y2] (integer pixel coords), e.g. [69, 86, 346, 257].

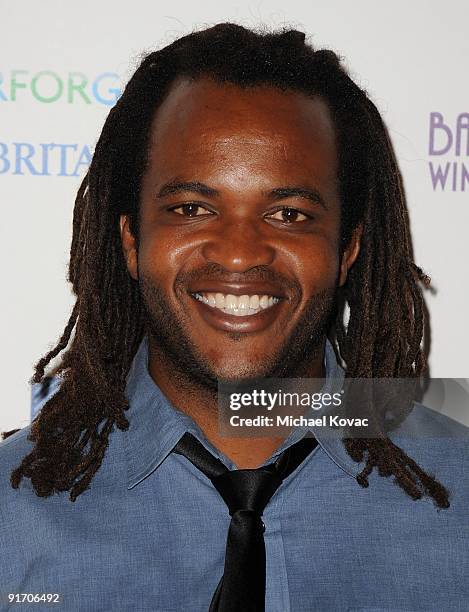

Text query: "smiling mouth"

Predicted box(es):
[191, 292, 281, 317]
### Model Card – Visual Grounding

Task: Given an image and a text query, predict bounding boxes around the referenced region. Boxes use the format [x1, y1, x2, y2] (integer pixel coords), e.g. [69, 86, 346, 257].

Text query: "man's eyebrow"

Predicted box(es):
[157, 180, 219, 198]
[156, 181, 327, 209]
[268, 187, 327, 210]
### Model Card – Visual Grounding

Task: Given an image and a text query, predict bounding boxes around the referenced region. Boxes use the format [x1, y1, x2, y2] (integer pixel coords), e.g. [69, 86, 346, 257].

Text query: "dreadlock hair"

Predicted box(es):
[9, 22, 450, 507]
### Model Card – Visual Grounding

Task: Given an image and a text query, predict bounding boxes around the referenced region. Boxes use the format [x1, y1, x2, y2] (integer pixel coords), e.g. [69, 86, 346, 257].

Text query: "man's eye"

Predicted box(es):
[170, 203, 212, 217]
[267, 208, 310, 223]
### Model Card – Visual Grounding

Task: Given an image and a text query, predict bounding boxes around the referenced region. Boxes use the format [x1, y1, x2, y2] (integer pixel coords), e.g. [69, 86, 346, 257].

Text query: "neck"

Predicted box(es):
[147, 338, 326, 468]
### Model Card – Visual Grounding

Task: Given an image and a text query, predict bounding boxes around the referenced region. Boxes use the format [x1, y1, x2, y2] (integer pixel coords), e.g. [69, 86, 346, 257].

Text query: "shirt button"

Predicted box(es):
[261, 519, 266, 533]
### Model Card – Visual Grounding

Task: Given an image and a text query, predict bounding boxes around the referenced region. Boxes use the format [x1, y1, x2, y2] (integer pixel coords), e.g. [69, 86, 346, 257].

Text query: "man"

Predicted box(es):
[0, 23, 467, 612]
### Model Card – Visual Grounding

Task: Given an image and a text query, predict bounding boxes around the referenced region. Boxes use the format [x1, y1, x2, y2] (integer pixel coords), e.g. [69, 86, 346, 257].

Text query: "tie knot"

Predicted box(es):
[211, 469, 282, 516]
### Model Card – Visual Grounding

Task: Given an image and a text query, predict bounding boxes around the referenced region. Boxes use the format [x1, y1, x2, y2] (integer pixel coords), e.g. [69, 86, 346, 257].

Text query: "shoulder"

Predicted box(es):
[0, 417, 126, 506]
[0, 376, 60, 482]
[0, 425, 34, 473]
[0, 377, 61, 497]
[0, 425, 41, 557]
[387, 402, 469, 507]
[0, 425, 36, 498]
[393, 401, 469, 437]
[389, 401, 469, 446]
[0, 419, 126, 563]
[389, 402, 469, 461]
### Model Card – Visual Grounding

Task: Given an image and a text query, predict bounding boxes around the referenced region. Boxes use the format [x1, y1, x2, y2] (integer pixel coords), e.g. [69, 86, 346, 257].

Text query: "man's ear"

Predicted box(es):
[338, 224, 363, 287]
[120, 215, 138, 281]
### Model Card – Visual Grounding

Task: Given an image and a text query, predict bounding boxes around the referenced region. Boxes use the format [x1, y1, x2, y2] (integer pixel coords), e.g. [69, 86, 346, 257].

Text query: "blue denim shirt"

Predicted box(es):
[1, 338, 468, 612]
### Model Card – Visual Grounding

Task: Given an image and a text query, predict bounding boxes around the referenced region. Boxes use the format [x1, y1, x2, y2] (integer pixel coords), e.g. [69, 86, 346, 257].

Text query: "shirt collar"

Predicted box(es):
[123, 336, 362, 489]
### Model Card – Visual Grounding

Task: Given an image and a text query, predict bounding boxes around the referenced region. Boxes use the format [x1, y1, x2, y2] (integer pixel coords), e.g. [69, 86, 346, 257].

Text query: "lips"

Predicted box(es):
[185, 283, 286, 332]
[193, 292, 280, 316]
[183, 278, 290, 332]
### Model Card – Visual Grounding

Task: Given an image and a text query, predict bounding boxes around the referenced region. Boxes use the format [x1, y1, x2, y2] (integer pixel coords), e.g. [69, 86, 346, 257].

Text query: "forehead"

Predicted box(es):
[145, 77, 338, 187]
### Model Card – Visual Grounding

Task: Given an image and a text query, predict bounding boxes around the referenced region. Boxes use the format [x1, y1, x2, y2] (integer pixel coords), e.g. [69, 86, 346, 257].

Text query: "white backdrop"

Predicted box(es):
[1, 0, 468, 431]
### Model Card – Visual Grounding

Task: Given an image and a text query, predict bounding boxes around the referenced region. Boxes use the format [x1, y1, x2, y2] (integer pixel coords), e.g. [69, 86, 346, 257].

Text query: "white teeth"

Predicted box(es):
[249, 295, 259, 309]
[238, 295, 250, 310]
[225, 294, 237, 311]
[215, 293, 225, 309]
[193, 292, 280, 316]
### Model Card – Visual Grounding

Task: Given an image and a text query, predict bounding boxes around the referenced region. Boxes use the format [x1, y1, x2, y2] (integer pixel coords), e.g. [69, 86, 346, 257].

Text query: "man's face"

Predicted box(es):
[121, 78, 360, 386]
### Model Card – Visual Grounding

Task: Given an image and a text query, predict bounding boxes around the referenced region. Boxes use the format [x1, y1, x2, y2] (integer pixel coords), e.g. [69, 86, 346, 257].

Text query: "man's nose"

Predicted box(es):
[200, 218, 275, 273]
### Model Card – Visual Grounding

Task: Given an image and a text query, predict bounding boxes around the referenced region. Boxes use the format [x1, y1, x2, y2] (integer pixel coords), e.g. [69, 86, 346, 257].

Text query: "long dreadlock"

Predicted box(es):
[8, 23, 449, 507]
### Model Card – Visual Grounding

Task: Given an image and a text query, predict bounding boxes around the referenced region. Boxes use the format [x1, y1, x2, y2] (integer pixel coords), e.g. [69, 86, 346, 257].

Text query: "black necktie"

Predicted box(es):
[173, 432, 318, 612]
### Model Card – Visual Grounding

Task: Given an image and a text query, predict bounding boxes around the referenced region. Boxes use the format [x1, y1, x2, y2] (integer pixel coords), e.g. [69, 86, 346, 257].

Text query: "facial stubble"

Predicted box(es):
[139, 273, 337, 393]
